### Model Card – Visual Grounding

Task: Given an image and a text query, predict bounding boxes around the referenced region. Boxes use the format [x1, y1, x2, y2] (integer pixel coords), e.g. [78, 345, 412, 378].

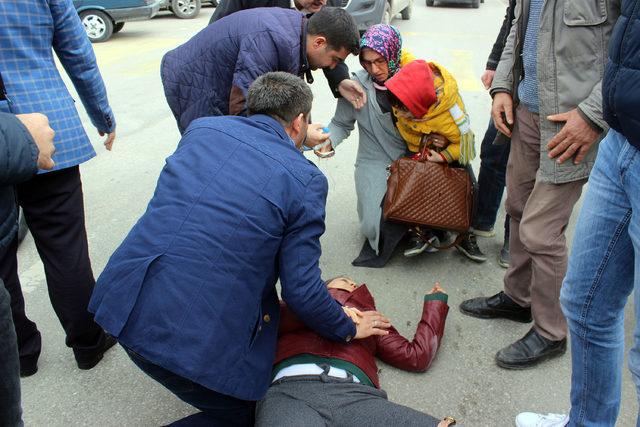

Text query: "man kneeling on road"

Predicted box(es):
[89, 72, 390, 426]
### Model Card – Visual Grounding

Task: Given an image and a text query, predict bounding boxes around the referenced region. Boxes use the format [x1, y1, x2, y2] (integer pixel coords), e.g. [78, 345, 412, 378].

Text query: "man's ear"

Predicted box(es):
[311, 36, 327, 50]
[285, 113, 306, 147]
[291, 113, 305, 136]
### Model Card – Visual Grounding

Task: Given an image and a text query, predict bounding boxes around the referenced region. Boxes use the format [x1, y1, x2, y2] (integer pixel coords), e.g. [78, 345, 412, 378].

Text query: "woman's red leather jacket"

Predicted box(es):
[274, 285, 449, 388]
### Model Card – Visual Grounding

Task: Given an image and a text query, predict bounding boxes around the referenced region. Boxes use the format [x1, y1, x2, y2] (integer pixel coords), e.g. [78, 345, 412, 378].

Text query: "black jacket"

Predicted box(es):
[603, 0, 640, 148]
[485, 0, 516, 71]
[209, 0, 342, 24]
[208, 0, 349, 97]
[0, 112, 38, 250]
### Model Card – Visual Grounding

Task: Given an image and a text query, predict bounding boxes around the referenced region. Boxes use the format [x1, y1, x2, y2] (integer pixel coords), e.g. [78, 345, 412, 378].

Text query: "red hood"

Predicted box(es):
[385, 59, 437, 118]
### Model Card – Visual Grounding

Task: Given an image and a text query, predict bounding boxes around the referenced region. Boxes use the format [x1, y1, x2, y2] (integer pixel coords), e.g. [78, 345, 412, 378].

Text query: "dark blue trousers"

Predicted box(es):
[473, 119, 511, 236]
[124, 346, 255, 427]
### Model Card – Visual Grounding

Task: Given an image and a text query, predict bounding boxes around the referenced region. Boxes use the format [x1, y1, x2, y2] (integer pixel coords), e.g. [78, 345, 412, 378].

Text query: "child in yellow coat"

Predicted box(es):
[385, 59, 475, 165]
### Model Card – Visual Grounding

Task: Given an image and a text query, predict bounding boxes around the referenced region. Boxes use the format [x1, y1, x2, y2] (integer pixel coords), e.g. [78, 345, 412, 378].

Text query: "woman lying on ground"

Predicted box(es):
[256, 276, 455, 427]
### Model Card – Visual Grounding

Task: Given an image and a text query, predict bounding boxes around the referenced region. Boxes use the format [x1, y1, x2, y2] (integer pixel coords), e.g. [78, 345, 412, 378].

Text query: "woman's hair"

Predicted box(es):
[324, 275, 353, 286]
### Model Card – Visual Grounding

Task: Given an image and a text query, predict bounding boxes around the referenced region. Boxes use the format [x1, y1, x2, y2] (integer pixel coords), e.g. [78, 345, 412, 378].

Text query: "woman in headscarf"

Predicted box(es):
[309, 24, 420, 267]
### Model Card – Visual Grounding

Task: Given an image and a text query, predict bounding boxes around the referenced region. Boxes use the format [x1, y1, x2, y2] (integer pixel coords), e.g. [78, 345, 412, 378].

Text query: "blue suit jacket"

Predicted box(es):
[0, 0, 115, 171]
[90, 115, 355, 401]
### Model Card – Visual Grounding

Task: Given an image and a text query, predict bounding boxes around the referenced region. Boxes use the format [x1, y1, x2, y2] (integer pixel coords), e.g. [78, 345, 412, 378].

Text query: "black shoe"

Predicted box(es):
[498, 238, 510, 268]
[20, 356, 38, 378]
[496, 328, 567, 369]
[76, 334, 117, 370]
[19, 330, 42, 377]
[455, 233, 487, 263]
[459, 291, 532, 323]
[404, 231, 439, 257]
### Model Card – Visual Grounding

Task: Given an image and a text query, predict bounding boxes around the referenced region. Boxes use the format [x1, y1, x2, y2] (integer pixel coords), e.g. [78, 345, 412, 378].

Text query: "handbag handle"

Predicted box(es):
[418, 137, 431, 161]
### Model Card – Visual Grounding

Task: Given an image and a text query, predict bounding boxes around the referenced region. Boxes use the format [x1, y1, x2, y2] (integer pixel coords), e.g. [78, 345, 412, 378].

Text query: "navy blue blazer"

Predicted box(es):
[90, 114, 355, 401]
[161, 8, 307, 134]
[603, 0, 640, 148]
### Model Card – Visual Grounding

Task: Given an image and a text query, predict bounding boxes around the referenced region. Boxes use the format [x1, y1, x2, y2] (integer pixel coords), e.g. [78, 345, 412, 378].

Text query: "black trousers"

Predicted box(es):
[0, 281, 23, 426]
[0, 166, 105, 365]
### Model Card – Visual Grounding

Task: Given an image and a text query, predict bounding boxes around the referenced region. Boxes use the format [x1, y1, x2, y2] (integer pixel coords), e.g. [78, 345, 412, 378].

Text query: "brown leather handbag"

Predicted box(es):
[383, 147, 474, 233]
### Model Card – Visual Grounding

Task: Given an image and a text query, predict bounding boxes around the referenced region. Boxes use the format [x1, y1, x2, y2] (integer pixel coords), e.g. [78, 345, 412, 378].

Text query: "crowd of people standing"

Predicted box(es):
[0, 0, 639, 426]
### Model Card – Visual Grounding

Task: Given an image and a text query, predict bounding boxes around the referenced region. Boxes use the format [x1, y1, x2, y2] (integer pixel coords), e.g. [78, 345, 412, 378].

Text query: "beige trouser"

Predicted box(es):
[503, 105, 586, 341]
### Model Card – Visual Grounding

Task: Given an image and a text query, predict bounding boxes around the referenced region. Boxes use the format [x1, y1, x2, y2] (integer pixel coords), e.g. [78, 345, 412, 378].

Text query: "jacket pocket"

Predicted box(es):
[563, 0, 607, 26]
[247, 304, 263, 350]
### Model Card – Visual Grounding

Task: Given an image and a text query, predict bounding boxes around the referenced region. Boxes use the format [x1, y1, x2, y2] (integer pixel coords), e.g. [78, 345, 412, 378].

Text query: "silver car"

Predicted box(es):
[158, 0, 218, 18]
[343, 0, 412, 32]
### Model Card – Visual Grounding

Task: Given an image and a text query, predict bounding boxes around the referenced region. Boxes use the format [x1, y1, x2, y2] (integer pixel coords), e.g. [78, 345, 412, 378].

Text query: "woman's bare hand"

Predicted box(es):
[428, 282, 446, 294]
[426, 149, 446, 163]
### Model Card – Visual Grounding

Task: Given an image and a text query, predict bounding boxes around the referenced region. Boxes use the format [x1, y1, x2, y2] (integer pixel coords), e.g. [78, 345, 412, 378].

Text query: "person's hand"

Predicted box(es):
[491, 92, 514, 137]
[16, 113, 56, 170]
[338, 79, 367, 110]
[428, 282, 446, 294]
[438, 416, 457, 427]
[100, 130, 116, 151]
[427, 133, 449, 149]
[304, 123, 331, 150]
[546, 109, 601, 164]
[342, 306, 362, 324]
[426, 149, 445, 163]
[314, 141, 334, 158]
[481, 69, 495, 90]
[354, 310, 391, 339]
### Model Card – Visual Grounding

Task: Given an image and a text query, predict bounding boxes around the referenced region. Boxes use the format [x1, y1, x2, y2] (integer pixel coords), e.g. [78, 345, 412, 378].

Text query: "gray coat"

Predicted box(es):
[491, 0, 621, 183]
[328, 70, 406, 253]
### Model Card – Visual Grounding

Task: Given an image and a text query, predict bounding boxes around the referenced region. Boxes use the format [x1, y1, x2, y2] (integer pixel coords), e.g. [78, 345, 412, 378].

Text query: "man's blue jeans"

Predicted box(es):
[560, 129, 640, 426]
[474, 119, 511, 235]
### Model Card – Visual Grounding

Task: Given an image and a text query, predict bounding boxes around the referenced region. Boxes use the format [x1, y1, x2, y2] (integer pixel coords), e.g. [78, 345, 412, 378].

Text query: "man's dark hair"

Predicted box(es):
[247, 72, 313, 125]
[307, 7, 360, 55]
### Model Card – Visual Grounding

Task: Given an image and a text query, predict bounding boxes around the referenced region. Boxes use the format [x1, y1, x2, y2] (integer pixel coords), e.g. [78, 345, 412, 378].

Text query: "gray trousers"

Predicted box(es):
[504, 105, 586, 341]
[255, 373, 440, 427]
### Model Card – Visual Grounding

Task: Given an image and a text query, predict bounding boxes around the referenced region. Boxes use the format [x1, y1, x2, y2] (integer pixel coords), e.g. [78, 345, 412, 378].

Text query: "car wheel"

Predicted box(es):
[113, 22, 125, 33]
[400, 0, 412, 19]
[171, 0, 201, 18]
[426, 0, 434, 6]
[17, 209, 28, 244]
[381, 1, 391, 24]
[80, 10, 114, 43]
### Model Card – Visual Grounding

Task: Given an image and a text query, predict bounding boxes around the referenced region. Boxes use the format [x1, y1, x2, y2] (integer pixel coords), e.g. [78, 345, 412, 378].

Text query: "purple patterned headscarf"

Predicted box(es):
[359, 24, 403, 84]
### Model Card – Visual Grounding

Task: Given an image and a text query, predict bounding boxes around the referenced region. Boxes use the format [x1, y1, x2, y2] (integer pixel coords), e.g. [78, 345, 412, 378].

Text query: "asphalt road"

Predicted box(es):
[17, 3, 638, 426]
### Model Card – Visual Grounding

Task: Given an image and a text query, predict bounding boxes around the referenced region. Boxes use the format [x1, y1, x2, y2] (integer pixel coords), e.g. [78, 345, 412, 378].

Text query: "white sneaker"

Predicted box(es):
[515, 412, 569, 427]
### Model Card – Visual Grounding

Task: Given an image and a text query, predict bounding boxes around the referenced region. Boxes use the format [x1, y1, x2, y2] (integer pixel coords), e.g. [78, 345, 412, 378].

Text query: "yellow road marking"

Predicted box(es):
[449, 49, 483, 92]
